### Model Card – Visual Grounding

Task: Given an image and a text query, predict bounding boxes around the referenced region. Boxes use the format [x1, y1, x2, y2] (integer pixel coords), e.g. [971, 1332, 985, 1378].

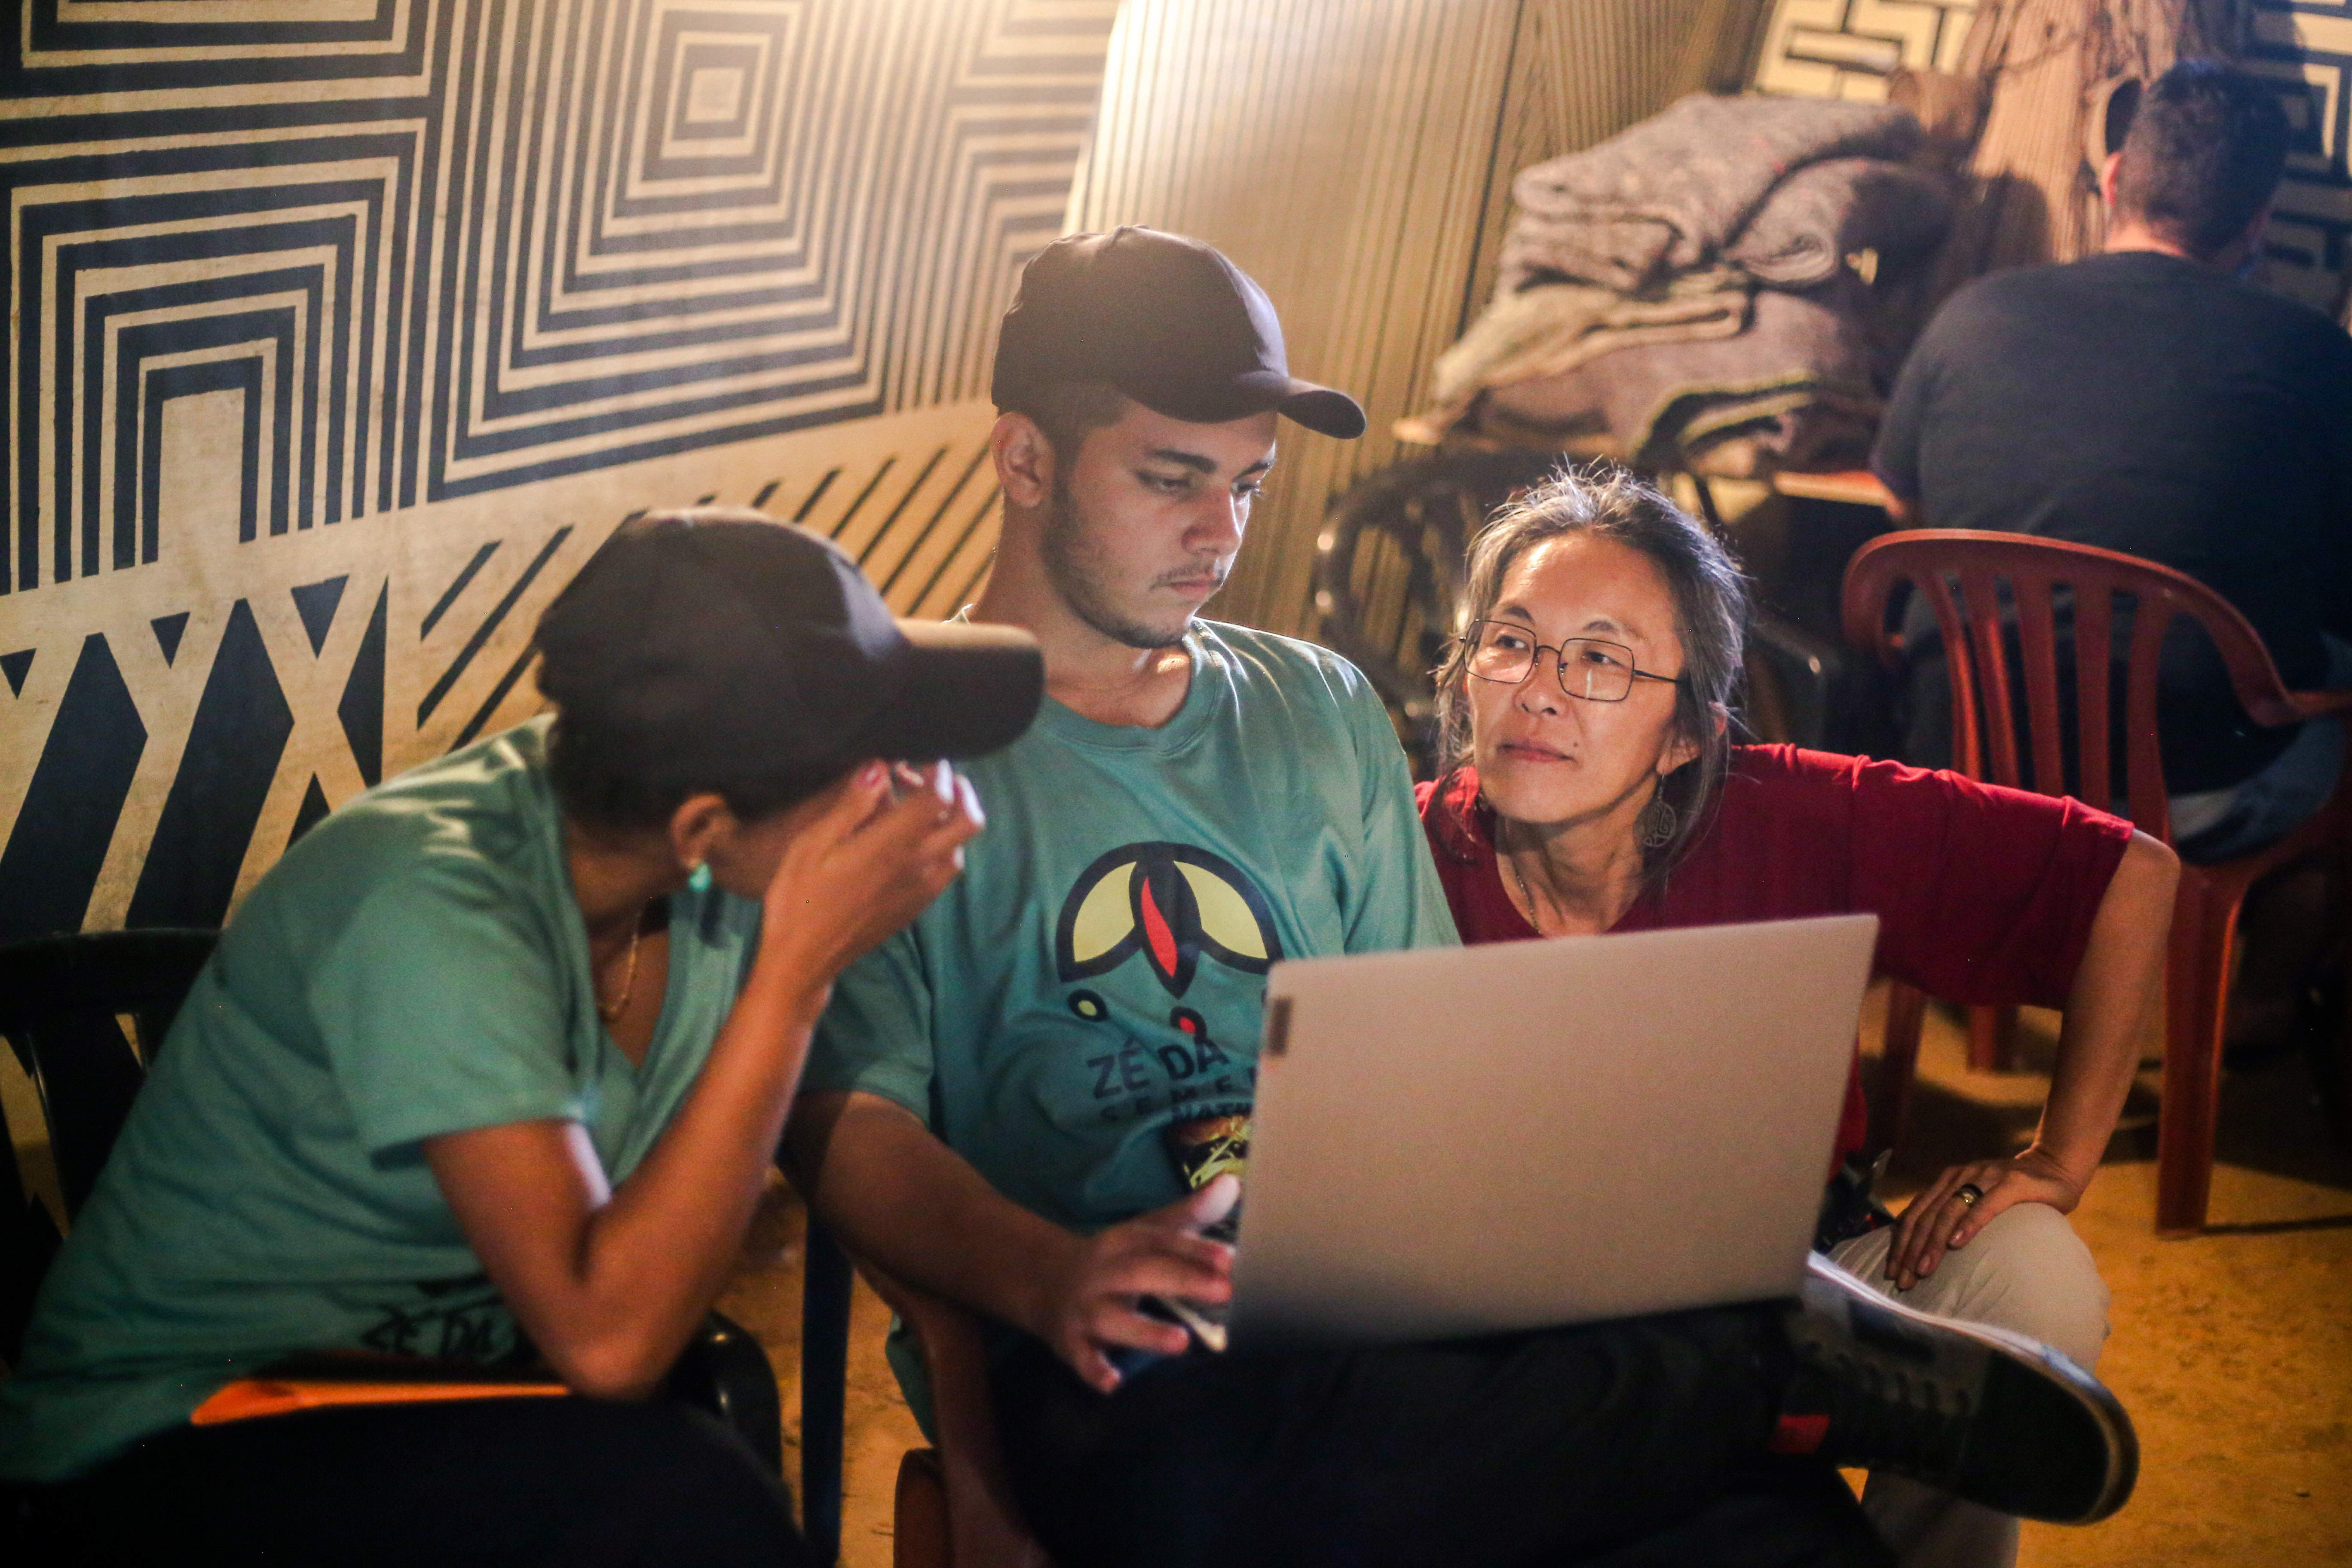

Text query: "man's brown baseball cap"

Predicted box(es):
[992, 227, 1367, 440]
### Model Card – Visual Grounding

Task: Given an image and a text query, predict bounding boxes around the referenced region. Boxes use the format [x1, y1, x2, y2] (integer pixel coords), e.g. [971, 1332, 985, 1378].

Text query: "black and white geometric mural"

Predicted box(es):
[2246, 0, 2352, 312]
[1752, 0, 1980, 99]
[0, 0, 1117, 941]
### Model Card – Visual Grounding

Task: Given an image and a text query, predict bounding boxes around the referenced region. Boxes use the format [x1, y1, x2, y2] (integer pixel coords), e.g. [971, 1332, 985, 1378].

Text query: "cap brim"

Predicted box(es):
[1127, 371, 1368, 441]
[857, 619, 1045, 762]
[1222, 368, 1367, 439]
[1273, 383, 1368, 439]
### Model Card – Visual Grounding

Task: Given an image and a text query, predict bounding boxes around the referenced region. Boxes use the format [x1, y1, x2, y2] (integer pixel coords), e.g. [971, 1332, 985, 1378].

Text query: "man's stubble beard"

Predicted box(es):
[1038, 476, 1223, 651]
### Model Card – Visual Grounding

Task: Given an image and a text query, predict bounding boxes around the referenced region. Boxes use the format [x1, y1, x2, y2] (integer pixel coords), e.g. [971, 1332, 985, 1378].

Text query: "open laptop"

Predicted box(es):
[1200, 915, 1877, 1349]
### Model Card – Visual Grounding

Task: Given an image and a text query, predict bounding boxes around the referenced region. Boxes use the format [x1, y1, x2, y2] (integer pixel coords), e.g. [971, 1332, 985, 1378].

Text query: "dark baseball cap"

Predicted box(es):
[992, 227, 1367, 440]
[535, 508, 1042, 786]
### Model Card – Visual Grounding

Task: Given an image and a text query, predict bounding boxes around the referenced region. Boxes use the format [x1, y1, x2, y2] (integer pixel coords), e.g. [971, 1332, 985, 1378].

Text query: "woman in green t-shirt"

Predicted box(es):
[0, 511, 1040, 1566]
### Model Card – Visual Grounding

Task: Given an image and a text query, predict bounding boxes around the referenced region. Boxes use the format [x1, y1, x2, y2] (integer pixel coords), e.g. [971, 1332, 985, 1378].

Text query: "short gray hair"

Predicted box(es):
[1432, 465, 1749, 886]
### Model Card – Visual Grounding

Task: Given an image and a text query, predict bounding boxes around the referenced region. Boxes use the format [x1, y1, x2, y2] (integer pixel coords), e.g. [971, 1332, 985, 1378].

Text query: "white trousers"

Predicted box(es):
[1825, 1202, 2112, 1568]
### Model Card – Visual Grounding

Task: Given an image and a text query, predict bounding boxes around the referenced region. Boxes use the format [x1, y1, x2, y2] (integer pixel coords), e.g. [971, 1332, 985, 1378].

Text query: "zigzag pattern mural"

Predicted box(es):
[0, 0, 1117, 942]
[2247, 0, 2352, 311]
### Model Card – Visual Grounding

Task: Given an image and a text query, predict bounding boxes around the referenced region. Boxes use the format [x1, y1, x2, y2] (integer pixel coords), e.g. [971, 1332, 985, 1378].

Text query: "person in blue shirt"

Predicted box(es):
[785, 228, 2138, 1568]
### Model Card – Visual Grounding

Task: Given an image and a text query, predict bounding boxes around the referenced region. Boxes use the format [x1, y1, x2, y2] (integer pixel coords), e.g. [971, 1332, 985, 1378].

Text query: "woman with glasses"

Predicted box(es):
[1415, 468, 2178, 1568]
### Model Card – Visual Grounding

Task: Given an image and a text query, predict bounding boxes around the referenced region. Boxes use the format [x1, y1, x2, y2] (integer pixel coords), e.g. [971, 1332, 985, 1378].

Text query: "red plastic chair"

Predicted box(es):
[1842, 530, 2352, 1235]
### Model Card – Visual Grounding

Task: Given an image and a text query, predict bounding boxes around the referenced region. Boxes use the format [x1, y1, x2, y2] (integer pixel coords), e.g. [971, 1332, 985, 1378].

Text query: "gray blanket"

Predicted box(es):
[1479, 279, 1880, 477]
[1400, 268, 1752, 444]
[1501, 93, 1922, 294]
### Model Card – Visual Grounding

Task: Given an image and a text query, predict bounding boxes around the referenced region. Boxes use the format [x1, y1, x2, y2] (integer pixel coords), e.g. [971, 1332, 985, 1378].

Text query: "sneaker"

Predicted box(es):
[1773, 1252, 2138, 1524]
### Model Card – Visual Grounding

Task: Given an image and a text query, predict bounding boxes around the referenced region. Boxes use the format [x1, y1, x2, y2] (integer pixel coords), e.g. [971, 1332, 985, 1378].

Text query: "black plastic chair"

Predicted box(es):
[1314, 449, 1562, 770]
[0, 927, 782, 1476]
[0, 928, 214, 1361]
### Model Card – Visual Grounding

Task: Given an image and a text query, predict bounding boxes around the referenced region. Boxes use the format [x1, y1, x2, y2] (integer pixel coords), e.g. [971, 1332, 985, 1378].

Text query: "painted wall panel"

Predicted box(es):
[0, 0, 1117, 939]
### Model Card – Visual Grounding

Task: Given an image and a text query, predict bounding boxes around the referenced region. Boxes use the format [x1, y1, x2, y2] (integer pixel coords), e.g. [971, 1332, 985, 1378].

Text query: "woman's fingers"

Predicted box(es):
[1050, 1219, 1225, 1390]
[1890, 1167, 1964, 1286]
[758, 762, 983, 975]
[1090, 1227, 1232, 1301]
[1092, 1299, 1196, 1354]
[1891, 1162, 2011, 1287]
[1945, 1178, 2014, 1253]
[1066, 1305, 1187, 1393]
[815, 760, 894, 836]
[1886, 1152, 2092, 1291]
[834, 764, 980, 893]
[1884, 1175, 1938, 1283]
[1148, 1230, 1237, 1274]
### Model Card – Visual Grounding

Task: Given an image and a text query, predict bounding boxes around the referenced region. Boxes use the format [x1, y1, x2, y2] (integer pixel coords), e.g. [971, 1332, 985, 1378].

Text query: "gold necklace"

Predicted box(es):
[594, 919, 644, 1025]
[1501, 823, 1544, 933]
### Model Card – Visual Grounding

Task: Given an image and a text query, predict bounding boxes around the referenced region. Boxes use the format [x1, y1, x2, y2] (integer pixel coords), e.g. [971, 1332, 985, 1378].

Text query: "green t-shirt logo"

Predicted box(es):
[1055, 841, 1284, 997]
[1054, 840, 1279, 1179]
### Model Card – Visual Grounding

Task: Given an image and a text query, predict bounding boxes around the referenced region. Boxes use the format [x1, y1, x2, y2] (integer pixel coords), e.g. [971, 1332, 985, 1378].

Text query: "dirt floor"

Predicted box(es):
[722, 982, 2352, 1567]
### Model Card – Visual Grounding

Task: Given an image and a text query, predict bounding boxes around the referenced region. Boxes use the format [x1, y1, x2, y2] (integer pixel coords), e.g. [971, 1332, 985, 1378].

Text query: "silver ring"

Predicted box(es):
[1954, 1183, 1984, 1208]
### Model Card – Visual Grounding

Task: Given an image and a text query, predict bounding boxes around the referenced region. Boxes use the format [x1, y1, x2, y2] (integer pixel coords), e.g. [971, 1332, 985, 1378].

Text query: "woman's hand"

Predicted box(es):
[1034, 1176, 1239, 1393]
[760, 759, 984, 987]
[1887, 830, 2174, 1292]
[1885, 1148, 2085, 1290]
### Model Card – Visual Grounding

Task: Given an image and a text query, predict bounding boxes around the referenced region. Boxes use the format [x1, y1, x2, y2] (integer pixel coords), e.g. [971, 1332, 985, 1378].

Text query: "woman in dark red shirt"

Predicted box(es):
[1416, 467, 2178, 1568]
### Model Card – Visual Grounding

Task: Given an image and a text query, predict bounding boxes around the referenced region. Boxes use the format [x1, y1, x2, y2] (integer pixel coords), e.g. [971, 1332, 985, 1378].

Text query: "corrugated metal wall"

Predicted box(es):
[1069, 0, 1766, 637]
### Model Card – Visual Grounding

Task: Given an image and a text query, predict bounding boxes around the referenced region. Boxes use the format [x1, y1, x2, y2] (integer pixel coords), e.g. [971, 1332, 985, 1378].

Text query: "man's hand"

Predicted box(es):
[1037, 1176, 1240, 1393]
[1885, 1148, 2084, 1291]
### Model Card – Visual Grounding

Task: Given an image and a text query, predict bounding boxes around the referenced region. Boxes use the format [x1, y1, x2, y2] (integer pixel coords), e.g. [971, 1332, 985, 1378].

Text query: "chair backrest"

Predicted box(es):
[1314, 449, 1560, 769]
[0, 928, 217, 1363]
[1841, 530, 2308, 842]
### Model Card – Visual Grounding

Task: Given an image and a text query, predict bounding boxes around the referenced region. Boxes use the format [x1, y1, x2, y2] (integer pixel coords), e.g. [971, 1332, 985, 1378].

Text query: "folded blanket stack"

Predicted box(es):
[1408, 93, 1953, 477]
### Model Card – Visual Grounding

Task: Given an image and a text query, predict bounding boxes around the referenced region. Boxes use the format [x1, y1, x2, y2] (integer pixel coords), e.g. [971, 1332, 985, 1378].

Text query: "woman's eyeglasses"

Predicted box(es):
[1461, 619, 1685, 704]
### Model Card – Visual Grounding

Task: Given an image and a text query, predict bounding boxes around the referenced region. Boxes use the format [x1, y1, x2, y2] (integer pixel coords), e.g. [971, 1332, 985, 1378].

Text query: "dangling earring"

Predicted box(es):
[1637, 793, 1678, 851]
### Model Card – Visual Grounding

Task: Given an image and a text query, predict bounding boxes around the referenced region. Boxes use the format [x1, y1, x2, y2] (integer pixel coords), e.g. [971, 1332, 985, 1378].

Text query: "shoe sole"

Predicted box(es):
[1798, 1253, 2140, 1524]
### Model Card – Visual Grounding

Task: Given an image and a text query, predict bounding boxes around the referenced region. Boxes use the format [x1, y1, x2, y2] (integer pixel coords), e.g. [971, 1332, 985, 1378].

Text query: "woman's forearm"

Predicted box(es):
[569, 949, 835, 1377]
[2032, 830, 2178, 1181]
[428, 942, 834, 1398]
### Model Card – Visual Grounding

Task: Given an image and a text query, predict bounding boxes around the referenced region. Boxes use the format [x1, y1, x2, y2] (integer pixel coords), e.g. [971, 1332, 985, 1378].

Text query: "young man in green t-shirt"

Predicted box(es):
[786, 229, 2136, 1568]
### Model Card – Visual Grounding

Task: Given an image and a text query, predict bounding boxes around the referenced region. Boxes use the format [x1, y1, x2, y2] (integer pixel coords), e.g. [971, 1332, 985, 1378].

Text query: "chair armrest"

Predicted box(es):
[2276, 686, 2352, 725]
[855, 1261, 1052, 1568]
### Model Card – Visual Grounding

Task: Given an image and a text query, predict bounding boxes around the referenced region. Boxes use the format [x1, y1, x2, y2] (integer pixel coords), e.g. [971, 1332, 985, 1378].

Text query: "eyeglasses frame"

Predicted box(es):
[1459, 618, 1687, 704]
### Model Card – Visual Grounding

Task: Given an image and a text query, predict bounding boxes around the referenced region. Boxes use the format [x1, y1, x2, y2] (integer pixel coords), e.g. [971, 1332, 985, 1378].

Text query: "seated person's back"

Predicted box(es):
[1873, 60, 2352, 816]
